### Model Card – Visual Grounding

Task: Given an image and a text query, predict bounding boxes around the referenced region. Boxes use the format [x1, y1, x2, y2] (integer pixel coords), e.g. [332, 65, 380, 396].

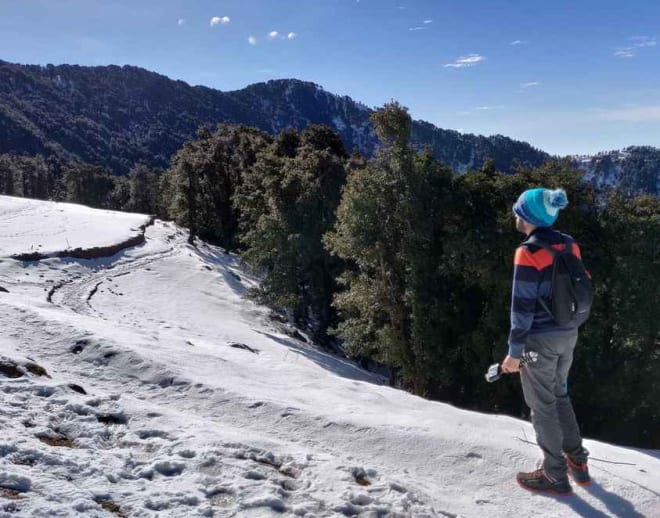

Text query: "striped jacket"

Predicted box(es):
[507, 227, 583, 358]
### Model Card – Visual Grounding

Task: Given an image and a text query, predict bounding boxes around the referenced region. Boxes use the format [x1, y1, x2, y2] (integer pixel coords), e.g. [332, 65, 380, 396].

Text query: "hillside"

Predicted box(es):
[574, 146, 660, 196]
[0, 60, 548, 174]
[0, 195, 658, 517]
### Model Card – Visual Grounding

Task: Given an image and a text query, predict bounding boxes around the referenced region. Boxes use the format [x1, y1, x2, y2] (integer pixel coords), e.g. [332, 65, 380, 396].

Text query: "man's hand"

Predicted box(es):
[501, 355, 521, 374]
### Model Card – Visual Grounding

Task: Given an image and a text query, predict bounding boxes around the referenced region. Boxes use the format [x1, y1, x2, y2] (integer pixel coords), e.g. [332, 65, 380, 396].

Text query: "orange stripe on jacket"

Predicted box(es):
[514, 242, 581, 271]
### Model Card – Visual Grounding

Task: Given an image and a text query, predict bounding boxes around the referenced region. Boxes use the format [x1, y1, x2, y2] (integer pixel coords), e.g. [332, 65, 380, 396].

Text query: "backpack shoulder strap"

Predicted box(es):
[558, 233, 576, 256]
[523, 234, 558, 255]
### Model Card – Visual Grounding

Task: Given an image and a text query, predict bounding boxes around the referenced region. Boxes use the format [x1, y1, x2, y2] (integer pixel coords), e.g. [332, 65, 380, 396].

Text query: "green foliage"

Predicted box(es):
[61, 163, 120, 209]
[237, 125, 348, 340]
[164, 125, 271, 247]
[125, 163, 161, 214]
[0, 154, 57, 199]
[569, 192, 660, 447]
[327, 103, 455, 395]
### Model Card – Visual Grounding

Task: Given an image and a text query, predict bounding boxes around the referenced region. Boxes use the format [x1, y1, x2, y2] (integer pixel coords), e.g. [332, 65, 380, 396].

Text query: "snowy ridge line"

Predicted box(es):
[9, 216, 156, 261]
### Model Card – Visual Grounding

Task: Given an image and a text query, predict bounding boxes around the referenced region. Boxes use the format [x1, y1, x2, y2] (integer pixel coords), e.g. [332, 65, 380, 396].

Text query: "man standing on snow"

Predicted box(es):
[501, 187, 590, 495]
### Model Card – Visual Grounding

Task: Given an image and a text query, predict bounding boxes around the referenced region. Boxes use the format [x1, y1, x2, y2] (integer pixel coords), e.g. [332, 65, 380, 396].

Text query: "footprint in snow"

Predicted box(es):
[135, 429, 172, 440]
[140, 460, 186, 480]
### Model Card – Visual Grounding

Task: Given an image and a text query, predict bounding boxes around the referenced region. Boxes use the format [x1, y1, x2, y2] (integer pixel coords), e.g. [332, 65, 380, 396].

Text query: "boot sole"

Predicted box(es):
[517, 479, 573, 496]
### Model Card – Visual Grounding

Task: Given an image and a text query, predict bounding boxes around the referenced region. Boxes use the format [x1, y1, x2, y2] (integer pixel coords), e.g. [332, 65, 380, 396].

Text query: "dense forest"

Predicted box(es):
[1, 102, 658, 449]
[0, 59, 550, 175]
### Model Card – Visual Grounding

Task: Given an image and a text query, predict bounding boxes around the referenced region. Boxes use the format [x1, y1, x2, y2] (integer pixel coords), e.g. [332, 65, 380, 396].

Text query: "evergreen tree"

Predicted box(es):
[62, 163, 118, 209]
[327, 102, 453, 395]
[237, 125, 348, 340]
[0, 154, 54, 199]
[166, 125, 271, 248]
[126, 163, 160, 214]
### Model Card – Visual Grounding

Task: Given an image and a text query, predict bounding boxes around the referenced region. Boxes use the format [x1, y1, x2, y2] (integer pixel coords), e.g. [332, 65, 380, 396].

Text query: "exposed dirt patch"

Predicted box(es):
[0, 488, 23, 500]
[98, 500, 128, 517]
[37, 435, 74, 448]
[24, 362, 50, 378]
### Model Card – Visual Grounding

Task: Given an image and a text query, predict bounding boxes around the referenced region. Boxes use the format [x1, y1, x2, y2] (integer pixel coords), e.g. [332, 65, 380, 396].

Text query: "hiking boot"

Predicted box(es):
[516, 469, 573, 495]
[565, 451, 591, 486]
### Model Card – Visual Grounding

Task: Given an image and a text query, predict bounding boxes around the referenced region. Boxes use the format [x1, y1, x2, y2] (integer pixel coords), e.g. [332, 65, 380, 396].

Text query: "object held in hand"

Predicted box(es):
[485, 353, 535, 383]
[485, 363, 502, 383]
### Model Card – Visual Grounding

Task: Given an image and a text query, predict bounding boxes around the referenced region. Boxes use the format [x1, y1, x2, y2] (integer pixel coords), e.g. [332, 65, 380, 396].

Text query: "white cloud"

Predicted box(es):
[510, 40, 527, 46]
[268, 31, 279, 39]
[210, 16, 230, 27]
[248, 35, 258, 46]
[475, 105, 504, 111]
[594, 105, 660, 123]
[521, 81, 540, 88]
[177, 18, 186, 26]
[630, 36, 656, 48]
[613, 36, 656, 58]
[287, 32, 297, 40]
[409, 26, 425, 31]
[444, 54, 486, 68]
[614, 47, 636, 58]
[423, 19, 433, 24]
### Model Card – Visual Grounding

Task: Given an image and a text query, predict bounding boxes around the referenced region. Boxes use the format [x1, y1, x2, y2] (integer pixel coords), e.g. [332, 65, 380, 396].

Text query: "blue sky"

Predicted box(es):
[1, 0, 659, 155]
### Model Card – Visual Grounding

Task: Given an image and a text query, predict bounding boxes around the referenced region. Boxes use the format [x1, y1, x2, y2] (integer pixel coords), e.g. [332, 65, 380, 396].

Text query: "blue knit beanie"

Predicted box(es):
[513, 188, 568, 227]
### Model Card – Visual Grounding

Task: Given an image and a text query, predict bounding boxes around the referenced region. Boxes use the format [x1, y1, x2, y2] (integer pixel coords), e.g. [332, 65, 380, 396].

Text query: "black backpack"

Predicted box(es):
[524, 234, 594, 327]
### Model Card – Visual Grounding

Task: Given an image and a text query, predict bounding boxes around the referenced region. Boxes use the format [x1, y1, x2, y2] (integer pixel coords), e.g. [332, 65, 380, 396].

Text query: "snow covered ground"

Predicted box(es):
[0, 196, 151, 258]
[0, 195, 658, 517]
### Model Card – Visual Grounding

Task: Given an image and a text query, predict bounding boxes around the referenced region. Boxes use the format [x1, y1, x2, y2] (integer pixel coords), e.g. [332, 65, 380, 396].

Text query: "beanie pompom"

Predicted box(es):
[548, 189, 568, 210]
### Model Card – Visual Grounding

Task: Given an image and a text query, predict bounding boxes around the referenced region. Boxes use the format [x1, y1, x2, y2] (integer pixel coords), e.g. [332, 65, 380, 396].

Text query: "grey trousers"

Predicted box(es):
[520, 332, 586, 479]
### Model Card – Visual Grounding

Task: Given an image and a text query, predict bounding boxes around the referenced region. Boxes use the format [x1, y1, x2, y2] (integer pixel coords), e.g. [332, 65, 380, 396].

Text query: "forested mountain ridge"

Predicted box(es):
[0, 59, 549, 174]
[574, 146, 660, 196]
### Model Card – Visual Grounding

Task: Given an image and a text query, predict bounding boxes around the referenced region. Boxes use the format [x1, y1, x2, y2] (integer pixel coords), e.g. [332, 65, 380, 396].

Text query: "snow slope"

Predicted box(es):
[0, 196, 151, 258]
[0, 195, 658, 517]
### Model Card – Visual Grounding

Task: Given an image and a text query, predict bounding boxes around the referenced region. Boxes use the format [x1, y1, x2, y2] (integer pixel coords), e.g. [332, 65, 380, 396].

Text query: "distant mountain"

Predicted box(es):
[573, 146, 660, 196]
[0, 60, 548, 174]
[1, 60, 658, 196]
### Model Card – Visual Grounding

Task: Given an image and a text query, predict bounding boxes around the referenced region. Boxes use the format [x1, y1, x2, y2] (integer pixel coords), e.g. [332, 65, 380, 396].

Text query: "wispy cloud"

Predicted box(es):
[287, 32, 297, 40]
[630, 35, 656, 48]
[521, 81, 540, 88]
[268, 31, 279, 39]
[444, 54, 486, 68]
[474, 105, 505, 111]
[613, 35, 656, 58]
[510, 40, 527, 46]
[248, 35, 258, 46]
[614, 48, 636, 58]
[177, 18, 186, 26]
[424, 19, 433, 24]
[409, 26, 425, 31]
[594, 105, 660, 123]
